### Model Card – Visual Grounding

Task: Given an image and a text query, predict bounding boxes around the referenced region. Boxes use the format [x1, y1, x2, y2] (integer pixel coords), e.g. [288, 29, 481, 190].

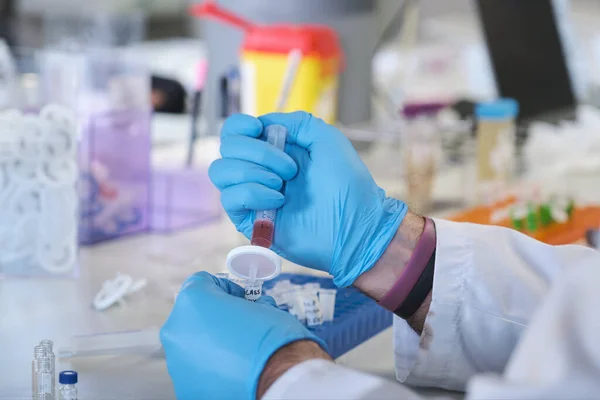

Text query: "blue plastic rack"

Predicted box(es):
[263, 273, 393, 359]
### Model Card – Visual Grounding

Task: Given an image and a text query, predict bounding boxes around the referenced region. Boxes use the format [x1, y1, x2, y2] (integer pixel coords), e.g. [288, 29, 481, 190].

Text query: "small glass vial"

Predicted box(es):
[58, 371, 78, 400]
[33, 346, 53, 400]
[32, 345, 46, 400]
[39, 340, 56, 397]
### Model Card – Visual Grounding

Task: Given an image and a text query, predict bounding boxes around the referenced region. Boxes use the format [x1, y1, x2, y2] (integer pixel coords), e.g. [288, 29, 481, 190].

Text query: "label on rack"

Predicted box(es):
[303, 298, 323, 327]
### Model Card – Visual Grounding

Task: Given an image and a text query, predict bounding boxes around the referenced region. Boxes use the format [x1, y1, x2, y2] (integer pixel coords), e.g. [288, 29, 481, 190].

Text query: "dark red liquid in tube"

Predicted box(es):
[251, 219, 274, 248]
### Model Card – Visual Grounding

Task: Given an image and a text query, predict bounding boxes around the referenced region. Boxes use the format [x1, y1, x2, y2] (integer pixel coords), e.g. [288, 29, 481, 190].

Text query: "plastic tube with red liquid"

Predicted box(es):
[251, 124, 288, 248]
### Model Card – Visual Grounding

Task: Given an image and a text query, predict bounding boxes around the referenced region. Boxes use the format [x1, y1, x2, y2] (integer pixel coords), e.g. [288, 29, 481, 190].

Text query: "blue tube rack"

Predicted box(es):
[263, 273, 393, 359]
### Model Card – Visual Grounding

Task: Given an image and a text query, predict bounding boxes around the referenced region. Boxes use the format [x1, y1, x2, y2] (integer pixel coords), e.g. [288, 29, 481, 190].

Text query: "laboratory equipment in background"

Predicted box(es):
[450, 188, 600, 246]
[38, 11, 152, 245]
[476, 0, 579, 122]
[221, 66, 241, 117]
[58, 328, 161, 359]
[92, 272, 148, 311]
[191, 2, 342, 123]
[586, 228, 599, 249]
[193, 0, 377, 136]
[0, 0, 15, 47]
[58, 371, 78, 400]
[475, 99, 519, 204]
[39, 48, 152, 245]
[401, 103, 445, 214]
[0, 49, 79, 278]
[0, 40, 17, 109]
[186, 60, 208, 167]
[0, 107, 79, 277]
[151, 75, 187, 114]
[76, 51, 152, 245]
[42, 8, 145, 50]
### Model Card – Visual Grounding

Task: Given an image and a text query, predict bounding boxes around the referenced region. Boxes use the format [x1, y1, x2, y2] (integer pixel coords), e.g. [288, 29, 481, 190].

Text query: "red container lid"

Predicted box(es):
[190, 2, 343, 69]
[244, 24, 341, 60]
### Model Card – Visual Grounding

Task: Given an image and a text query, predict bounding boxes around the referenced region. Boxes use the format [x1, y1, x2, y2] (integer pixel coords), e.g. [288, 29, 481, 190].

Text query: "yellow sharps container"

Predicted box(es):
[191, 2, 343, 123]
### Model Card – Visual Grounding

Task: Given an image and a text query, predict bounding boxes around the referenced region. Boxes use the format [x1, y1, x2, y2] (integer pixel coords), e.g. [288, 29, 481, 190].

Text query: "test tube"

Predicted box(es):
[251, 125, 288, 248]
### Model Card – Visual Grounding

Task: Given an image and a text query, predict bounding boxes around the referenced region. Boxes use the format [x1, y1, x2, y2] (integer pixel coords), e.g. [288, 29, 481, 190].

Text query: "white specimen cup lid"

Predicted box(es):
[226, 245, 281, 281]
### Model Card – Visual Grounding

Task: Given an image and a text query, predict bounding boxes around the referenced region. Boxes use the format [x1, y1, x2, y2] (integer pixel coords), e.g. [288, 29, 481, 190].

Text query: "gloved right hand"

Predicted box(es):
[209, 112, 408, 287]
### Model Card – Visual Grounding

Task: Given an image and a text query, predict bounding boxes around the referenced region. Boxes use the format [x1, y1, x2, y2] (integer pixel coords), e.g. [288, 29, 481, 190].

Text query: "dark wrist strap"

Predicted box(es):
[394, 248, 435, 319]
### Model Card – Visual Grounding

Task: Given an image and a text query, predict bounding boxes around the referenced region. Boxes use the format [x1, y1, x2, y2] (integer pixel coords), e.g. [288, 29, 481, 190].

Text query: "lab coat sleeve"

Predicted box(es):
[394, 218, 600, 391]
[466, 259, 600, 399]
[263, 359, 441, 400]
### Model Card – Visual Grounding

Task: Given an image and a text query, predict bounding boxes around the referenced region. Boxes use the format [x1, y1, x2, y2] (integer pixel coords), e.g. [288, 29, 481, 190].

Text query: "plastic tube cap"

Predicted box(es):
[226, 245, 281, 281]
[59, 370, 78, 384]
[475, 98, 519, 120]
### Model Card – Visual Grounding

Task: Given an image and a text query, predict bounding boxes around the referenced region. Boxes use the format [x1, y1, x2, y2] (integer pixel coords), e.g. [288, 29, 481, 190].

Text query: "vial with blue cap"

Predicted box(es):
[58, 371, 78, 400]
[475, 98, 520, 204]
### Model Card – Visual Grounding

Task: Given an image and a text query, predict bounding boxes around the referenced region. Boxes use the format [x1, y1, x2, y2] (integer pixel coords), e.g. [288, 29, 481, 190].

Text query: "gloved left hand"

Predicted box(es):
[160, 272, 326, 400]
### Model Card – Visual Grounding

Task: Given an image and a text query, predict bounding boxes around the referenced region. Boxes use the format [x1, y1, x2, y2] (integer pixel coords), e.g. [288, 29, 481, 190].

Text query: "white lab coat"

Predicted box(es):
[264, 219, 600, 399]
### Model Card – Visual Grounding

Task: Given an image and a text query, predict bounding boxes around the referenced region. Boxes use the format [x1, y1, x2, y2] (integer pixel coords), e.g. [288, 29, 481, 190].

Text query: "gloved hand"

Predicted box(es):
[160, 272, 325, 400]
[209, 112, 408, 287]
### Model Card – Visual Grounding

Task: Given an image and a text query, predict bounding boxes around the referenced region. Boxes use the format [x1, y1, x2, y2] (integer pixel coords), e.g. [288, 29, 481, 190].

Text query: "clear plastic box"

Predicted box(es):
[76, 50, 152, 244]
[150, 168, 222, 233]
[39, 48, 152, 245]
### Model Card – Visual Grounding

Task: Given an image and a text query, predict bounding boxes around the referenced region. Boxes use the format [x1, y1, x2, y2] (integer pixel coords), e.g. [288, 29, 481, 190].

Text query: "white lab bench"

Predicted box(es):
[0, 211, 404, 398]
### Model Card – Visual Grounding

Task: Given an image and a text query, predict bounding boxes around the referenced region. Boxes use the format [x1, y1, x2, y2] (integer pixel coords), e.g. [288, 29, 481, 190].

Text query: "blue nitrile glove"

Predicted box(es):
[209, 112, 408, 287]
[160, 272, 325, 400]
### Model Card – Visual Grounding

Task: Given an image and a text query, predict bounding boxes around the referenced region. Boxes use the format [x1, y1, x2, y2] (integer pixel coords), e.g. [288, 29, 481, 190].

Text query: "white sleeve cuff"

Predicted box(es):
[394, 218, 476, 391]
[264, 359, 423, 400]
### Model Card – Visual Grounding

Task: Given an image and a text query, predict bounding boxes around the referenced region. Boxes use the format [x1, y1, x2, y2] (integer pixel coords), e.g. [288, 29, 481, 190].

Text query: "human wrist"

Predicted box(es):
[354, 211, 433, 333]
[354, 211, 425, 300]
[257, 340, 331, 399]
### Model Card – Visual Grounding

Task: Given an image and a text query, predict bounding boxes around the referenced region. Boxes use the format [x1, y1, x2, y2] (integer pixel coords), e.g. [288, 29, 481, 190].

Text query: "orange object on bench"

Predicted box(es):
[449, 199, 600, 245]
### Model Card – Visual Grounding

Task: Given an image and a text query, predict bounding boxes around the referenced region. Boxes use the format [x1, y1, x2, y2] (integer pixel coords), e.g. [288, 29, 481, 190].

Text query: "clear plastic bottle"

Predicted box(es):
[58, 371, 78, 400]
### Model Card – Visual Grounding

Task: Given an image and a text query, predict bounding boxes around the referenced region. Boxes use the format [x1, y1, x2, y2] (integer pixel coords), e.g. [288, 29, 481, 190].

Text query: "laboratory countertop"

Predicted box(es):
[0, 215, 406, 399]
